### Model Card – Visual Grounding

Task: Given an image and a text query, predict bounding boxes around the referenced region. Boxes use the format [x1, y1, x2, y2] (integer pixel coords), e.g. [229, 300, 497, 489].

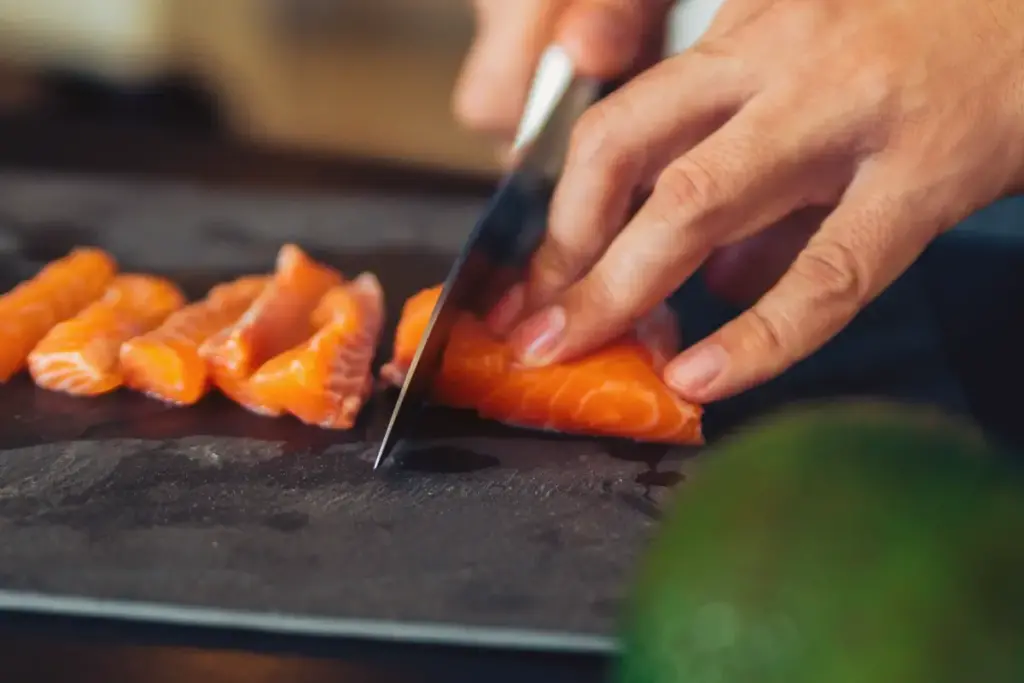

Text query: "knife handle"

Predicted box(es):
[596, 79, 625, 101]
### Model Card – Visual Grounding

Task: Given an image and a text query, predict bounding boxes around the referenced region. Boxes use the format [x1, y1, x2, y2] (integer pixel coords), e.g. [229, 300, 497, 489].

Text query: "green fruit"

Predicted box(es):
[618, 401, 1024, 683]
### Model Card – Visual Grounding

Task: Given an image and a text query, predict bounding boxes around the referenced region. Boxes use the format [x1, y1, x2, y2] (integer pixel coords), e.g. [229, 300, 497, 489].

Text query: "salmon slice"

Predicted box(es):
[379, 285, 440, 388]
[28, 274, 186, 396]
[0, 247, 117, 382]
[199, 244, 342, 415]
[381, 286, 703, 445]
[248, 272, 385, 429]
[120, 275, 269, 406]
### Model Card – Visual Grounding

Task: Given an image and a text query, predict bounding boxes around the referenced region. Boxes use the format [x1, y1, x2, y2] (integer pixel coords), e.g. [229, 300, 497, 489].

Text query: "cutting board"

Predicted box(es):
[0, 171, 971, 668]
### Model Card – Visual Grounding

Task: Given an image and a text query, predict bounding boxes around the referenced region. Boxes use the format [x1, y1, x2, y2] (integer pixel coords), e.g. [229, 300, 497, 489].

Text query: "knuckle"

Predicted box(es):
[531, 242, 580, 292]
[793, 240, 868, 305]
[653, 157, 724, 216]
[846, 58, 898, 118]
[568, 101, 631, 171]
[689, 34, 737, 60]
[745, 305, 790, 358]
[771, 0, 831, 39]
[576, 270, 624, 316]
[633, 159, 727, 255]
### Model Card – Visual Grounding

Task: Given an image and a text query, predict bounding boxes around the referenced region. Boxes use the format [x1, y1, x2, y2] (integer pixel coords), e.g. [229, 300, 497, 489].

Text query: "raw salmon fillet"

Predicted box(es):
[28, 274, 186, 396]
[199, 244, 342, 415]
[382, 286, 703, 445]
[120, 275, 269, 406]
[248, 272, 384, 429]
[0, 247, 117, 382]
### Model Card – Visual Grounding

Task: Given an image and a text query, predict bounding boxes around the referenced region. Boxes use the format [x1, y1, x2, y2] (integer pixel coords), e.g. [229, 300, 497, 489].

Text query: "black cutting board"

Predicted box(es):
[0, 172, 979, 658]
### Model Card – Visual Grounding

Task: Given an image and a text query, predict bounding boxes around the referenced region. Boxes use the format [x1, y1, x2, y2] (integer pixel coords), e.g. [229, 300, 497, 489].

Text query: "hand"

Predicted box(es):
[490, 0, 1024, 403]
[453, 0, 672, 149]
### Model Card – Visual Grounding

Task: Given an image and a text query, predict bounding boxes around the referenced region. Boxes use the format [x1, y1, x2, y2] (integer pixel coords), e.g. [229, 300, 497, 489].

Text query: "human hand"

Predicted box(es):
[453, 0, 672, 150]
[489, 0, 1024, 403]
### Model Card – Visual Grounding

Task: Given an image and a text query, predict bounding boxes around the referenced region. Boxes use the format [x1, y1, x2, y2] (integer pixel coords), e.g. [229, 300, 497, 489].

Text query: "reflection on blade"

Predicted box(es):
[374, 173, 555, 469]
[375, 56, 609, 469]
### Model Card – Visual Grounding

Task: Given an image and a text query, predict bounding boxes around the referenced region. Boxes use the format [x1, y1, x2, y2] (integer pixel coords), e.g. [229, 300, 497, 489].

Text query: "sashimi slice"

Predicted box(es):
[0, 247, 117, 382]
[28, 274, 186, 396]
[199, 244, 342, 415]
[120, 275, 269, 405]
[382, 286, 703, 445]
[379, 285, 441, 387]
[248, 272, 384, 429]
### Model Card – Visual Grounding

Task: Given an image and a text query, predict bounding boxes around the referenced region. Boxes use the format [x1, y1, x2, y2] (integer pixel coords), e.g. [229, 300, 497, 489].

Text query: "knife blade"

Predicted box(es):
[374, 47, 609, 469]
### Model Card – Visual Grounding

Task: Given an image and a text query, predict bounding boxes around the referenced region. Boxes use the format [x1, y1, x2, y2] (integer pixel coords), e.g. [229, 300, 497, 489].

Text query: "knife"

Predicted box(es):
[374, 47, 612, 469]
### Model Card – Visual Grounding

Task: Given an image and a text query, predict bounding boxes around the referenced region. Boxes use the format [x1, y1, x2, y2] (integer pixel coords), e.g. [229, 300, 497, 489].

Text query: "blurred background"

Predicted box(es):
[0, 0, 500, 179]
[0, 0, 718, 185]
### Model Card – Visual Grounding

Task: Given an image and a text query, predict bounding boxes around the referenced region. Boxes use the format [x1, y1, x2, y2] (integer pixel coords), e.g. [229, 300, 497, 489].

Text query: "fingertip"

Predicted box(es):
[452, 54, 523, 138]
[508, 305, 567, 366]
[556, 2, 646, 77]
[664, 344, 729, 401]
[452, 16, 535, 139]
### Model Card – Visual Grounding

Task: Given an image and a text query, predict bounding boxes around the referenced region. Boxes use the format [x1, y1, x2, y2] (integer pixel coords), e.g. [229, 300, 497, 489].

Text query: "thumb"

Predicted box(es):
[556, 0, 670, 77]
[454, 0, 565, 138]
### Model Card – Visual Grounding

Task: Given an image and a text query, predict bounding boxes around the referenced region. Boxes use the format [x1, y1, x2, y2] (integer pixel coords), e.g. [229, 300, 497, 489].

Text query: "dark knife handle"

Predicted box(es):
[596, 79, 625, 101]
[466, 78, 623, 315]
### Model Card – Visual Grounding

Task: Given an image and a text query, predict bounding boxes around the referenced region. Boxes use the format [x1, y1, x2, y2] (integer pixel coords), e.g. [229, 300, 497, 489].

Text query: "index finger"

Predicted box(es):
[508, 91, 835, 366]
[487, 46, 753, 336]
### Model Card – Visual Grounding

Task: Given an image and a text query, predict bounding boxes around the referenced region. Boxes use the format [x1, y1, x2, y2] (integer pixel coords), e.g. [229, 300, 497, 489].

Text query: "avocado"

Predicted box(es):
[618, 402, 1024, 683]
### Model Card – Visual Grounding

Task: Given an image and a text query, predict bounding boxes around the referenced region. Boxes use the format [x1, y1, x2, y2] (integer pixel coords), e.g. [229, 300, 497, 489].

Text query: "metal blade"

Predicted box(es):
[375, 50, 604, 469]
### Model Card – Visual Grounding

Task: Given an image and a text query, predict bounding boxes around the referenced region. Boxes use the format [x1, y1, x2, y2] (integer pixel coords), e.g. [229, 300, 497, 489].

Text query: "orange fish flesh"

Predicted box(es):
[28, 274, 186, 396]
[248, 272, 384, 429]
[120, 275, 269, 406]
[381, 285, 703, 445]
[199, 244, 342, 415]
[0, 247, 117, 382]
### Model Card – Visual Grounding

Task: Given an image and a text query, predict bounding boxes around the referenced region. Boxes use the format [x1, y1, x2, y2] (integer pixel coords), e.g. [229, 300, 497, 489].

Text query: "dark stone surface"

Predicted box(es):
[0, 173, 684, 646]
[0, 172, 1012, 658]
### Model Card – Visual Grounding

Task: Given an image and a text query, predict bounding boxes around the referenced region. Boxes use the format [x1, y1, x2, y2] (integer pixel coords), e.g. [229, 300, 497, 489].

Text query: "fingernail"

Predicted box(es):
[667, 345, 728, 396]
[513, 306, 566, 366]
[486, 284, 525, 335]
